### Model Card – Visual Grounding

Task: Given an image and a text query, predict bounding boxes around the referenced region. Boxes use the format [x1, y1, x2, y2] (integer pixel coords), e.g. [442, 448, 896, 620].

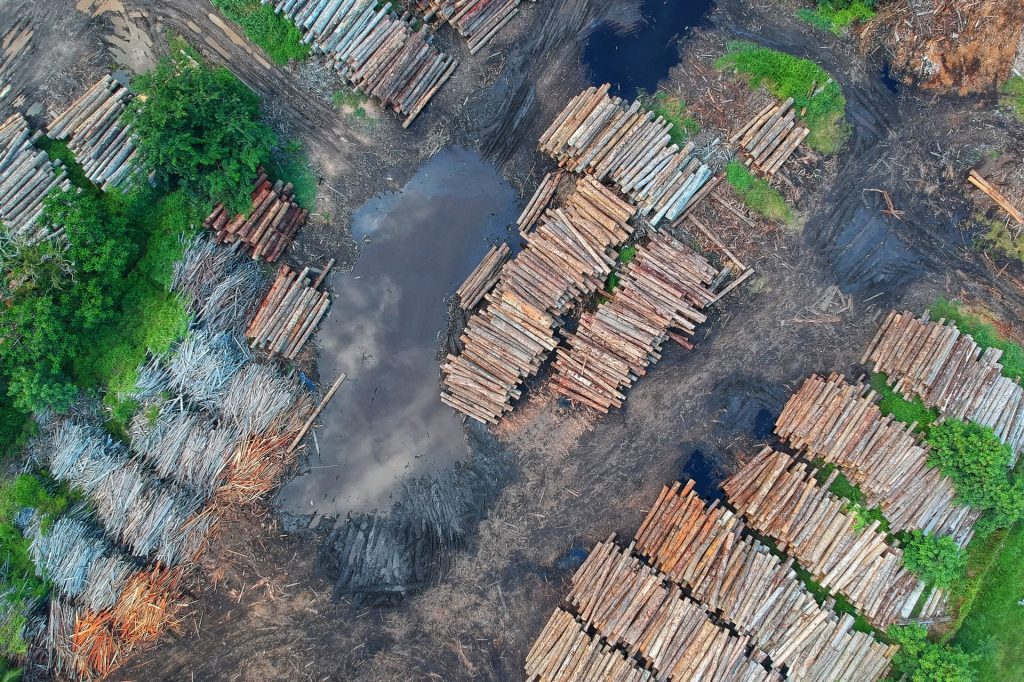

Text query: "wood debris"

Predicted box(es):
[729, 97, 810, 177]
[415, 0, 524, 54]
[441, 176, 636, 424]
[265, 0, 458, 127]
[723, 447, 919, 629]
[967, 169, 1024, 224]
[455, 242, 510, 310]
[204, 172, 308, 263]
[0, 112, 71, 242]
[776, 373, 980, 546]
[862, 310, 1024, 465]
[539, 85, 713, 225]
[550, 232, 719, 412]
[246, 264, 332, 359]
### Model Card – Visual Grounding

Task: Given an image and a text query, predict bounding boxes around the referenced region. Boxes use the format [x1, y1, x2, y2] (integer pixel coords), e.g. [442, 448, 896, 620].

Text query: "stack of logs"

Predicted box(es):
[246, 264, 332, 359]
[633, 480, 898, 679]
[0, 113, 69, 241]
[46, 74, 139, 190]
[204, 173, 308, 262]
[550, 232, 719, 412]
[415, 0, 523, 54]
[455, 242, 511, 309]
[264, 0, 457, 127]
[441, 175, 636, 424]
[862, 310, 1024, 465]
[525, 610, 655, 682]
[730, 97, 810, 177]
[776, 372, 981, 546]
[723, 447, 919, 628]
[539, 85, 713, 225]
[516, 171, 562, 236]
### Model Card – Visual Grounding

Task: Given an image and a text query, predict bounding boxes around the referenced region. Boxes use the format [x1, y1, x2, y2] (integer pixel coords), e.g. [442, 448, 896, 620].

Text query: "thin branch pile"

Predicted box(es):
[0, 113, 70, 242]
[729, 97, 810, 177]
[204, 173, 308, 263]
[246, 264, 331, 359]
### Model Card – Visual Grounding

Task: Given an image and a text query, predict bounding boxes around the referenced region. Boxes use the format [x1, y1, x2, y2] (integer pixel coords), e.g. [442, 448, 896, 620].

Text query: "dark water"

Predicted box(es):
[556, 545, 591, 572]
[279, 148, 519, 519]
[752, 407, 775, 440]
[676, 447, 722, 500]
[880, 62, 901, 95]
[583, 0, 714, 100]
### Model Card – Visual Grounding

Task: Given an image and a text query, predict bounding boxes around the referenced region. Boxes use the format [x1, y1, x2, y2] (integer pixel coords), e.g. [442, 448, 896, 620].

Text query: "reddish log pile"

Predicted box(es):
[525, 610, 655, 682]
[539, 85, 714, 225]
[776, 373, 980, 546]
[266, 0, 458, 127]
[517, 171, 562, 237]
[415, 0, 524, 54]
[724, 447, 919, 629]
[441, 176, 636, 423]
[634, 480, 897, 679]
[0, 113, 70, 242]
[204, 173, 308, 263]
[246, 265, 331, 359]
[729, 97, 810, 177]
[455, 242, 511, 310]
[550, 232, 719, 412]
[862, 310, 1024, 465]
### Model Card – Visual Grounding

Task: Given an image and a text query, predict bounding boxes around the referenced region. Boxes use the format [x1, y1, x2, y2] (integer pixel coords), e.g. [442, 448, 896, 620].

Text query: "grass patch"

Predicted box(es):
[267, 140, 317, 210]
[644, 92, 699, 146]
[725, 160, 794, 224]
[869, 372, 938, 434]
[1001, 76, 1024, 123]
[210, 0, 310, 65]
[930, 298, 1024, 382]
[977, 212, 1024, 263]
[716, 41, 850, 153]
[332, 89, 371, 119]
[795, 0, 876, 35]
[33, 137, 94, 192]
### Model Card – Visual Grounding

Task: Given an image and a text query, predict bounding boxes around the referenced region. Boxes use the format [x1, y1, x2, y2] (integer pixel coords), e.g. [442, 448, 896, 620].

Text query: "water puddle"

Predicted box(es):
[676, 447, 723, 500]
[279, 148, 520, 520]
[583, 0, 714, 100]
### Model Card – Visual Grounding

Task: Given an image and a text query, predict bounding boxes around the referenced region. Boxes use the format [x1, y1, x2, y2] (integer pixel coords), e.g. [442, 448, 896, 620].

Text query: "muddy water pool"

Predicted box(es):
[278, 148, 520, 520]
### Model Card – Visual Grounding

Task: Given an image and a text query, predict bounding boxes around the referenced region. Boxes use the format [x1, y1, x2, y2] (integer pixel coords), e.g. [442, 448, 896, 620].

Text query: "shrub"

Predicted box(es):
[725, 161, 794, 223]
[211, 0, 310, 65]
[902, 530, 968, 589]
[888, 625, 977, 682]
[870, 372, 938, 434]
[929, 299, 1024, 382]
[796, 0, 876, 35]
[716, 42, 850, 153]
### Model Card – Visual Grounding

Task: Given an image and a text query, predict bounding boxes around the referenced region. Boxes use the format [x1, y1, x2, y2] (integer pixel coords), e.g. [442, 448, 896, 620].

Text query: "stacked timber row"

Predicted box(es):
[550, 232, 719, 412]
[862, 310, 1024, 465]
[204, 173, 308, 262]
[729, 97, 810, 177]
[539, 85, 713, 225]
[634, 480, 898, 679]
[415, 0, 523, 54]
[455, 242, 510, 309]
[246, 264, 332, 359]
[517, 171, 562, 236]
[776, 373, 981, 545]
[526, 610, 654, 681]
[264, 0, 457, 127]
[441, 176, 636, 423]
[723, 447, 919, 628]
[0, 113, 70, 241]
[46, 74, 140, 190]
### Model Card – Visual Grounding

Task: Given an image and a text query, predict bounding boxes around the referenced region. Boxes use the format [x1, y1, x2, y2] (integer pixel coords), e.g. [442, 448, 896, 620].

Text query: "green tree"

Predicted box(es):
[902, 530, 968, 589]
[124, 42, 276, 214]
[888, 625, 977, 682]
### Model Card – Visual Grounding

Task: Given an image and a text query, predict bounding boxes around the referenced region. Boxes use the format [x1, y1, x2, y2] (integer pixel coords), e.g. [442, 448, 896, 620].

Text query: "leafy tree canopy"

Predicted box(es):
[888, 625, 977, 682]
[902, 530, 968, 589]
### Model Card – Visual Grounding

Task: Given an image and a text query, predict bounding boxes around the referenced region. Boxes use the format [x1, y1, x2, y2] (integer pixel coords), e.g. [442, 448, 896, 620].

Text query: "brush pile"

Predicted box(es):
[246, 265, 331, 359]
[723, 447, 919, 628]
[171, 237, 265, 333]
[550, 232, 719, 412]
[776, 373, 980, 545]
[415, 0, 523, 54]
[46, 75, 139, 190]
[440, 176, 636, 423]
[455, 242, 510, 310]
[730, 97, 810, 177]
[863, 310, 1024, 464]
[539, 85, 713, 225]
[263, 0, 458, 127]
[0, 113, 70, 242]
[204, 173, 308, 263]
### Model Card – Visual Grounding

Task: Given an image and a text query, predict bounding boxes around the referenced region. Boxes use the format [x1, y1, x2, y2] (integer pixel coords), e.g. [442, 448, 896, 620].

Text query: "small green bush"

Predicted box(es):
[902, 530, 968, 589]
[645, 92, 700, 146]
[267, 140, 318, 210]
[929, 299, 1024, 382]
[604, 245, 639, 293]
[870, 372, 938, 434]
[888, 624, 977, 682]
[716, 42, 850, 153]
[1001, 76, 1024, 123]
[725, 161, 794, 224]
[211, 0, 310, 65]
[796, 0, 876, 35]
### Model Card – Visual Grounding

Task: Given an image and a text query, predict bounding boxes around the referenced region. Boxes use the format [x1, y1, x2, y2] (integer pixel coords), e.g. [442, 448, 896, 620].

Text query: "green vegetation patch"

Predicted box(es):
[604, 244, 638, 293]
[716, 42, 850, 153]
[930, 299, 1024, 382]
[888, 624, 977, 682]
[211, 0, 310, 65]
[869, 372, 938, 434]
[267, 140, 318, 210]
[796, 0, 876, 35]
[977, 212, 1024, 263]
[725, 160, 794, 224]
[1001, 76, 1024, 123]
[33, 137, 93, 192]
[332, 88, 372, 120]
[902, 529, 968, 589]
[813, 462, 890, 532]
[644, 92, 700, 146]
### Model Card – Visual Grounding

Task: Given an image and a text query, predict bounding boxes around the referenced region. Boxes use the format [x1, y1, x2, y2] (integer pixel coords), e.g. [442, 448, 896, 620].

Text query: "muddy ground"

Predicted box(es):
[5, 0, 1024, 679]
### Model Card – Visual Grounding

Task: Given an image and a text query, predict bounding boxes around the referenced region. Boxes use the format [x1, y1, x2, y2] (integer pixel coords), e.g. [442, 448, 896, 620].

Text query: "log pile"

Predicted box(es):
[415, 0, 524, 54]
[539, 85, 713, 225]
[723, 447, 919, 629]
[455, 242, 510, 309]
[862, 310, 1024, 465]
[967, 169, 1024, 224]
[729, 97, 810, 177]
[264, 0, 458, 127]
[46, 75, 140, 190]
[204, 173, 308, 262]
[550, 232, 719, 412]
[246, 265, 332, 359]
[633, 480, 897, 679]
[441, 176, 636, 423]
[0, 113, 70, 241]
[517, 171, 562, 236]
[776, 373, 980, 546]
[525, 610, 653, 682]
